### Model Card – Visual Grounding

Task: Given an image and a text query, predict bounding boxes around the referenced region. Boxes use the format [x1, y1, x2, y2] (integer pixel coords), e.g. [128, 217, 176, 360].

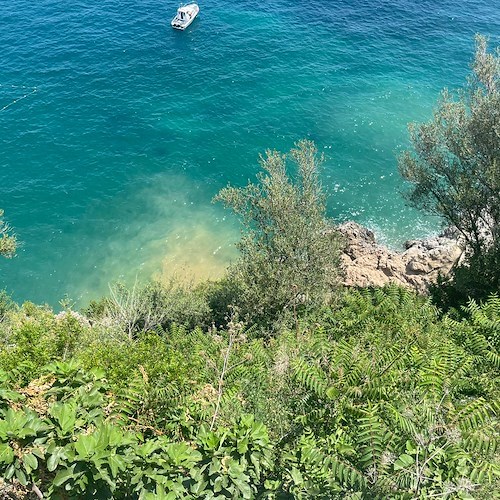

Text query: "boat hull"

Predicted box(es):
[171, 4, 199, 30]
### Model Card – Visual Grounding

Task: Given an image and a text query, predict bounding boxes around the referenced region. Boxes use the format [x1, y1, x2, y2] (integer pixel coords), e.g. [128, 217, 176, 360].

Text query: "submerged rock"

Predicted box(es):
[338, 221, 464, 294]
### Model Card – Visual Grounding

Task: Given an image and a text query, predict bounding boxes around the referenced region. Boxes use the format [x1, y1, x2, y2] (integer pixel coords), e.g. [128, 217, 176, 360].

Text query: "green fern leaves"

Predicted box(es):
[288, 287, 500, 497]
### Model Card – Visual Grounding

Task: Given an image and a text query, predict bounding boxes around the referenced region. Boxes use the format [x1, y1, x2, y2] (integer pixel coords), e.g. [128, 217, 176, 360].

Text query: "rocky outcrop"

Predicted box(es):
[339, 221, 464, 294]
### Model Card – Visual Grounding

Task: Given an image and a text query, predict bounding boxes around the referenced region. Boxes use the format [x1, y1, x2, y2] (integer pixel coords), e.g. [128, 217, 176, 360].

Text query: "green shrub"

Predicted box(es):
[196, 277, 243, 329]
[0, 288, 499, 498]
[0, 208, 17, 258]
[399, 35, 500, 308]
[0, 303, 87, 383]
[75, 327, 200, 392]
[279, 288, 500, 498]
[0, 290, 16, 323]
[85, 280, 210, 339]
[214, 140, 343, 330]
[431, 245, 500, 311]
[0, 363, 276, 499]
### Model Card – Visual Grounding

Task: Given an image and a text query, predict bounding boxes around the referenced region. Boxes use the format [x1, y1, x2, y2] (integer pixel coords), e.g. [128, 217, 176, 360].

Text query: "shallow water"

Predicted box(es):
[1, 0, 499, 306]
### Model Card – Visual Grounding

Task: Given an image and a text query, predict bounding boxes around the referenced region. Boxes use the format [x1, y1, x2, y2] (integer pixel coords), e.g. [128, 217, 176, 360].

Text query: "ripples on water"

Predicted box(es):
[0, 0, 499, 305]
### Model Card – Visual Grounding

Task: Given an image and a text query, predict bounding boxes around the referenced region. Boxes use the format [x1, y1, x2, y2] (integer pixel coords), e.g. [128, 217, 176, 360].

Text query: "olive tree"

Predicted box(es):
[399, 35, 499, 256]
[0, 209, 16, 258]
[398, 36, 499, 304]
[214, 140, 343, 328]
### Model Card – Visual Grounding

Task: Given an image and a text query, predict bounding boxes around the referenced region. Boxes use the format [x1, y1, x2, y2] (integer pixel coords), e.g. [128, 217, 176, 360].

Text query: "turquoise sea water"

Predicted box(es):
[1, 0, 499, 306]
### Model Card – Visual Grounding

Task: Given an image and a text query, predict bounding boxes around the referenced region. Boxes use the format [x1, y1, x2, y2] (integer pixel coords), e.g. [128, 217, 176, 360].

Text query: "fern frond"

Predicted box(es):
[454, 397, 496, 431]
[356, 406, 389, 471]
[463, 424, 499, 455]
[469, 458, 500, 484]
[293, 359, 327, 398]
[385, 403, 418, 437]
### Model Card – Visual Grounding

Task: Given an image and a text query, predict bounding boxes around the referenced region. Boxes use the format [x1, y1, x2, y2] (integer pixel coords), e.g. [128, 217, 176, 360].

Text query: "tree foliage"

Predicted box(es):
[0, 209, 16, 258]
[399, 35, 499, 254]
[399, 35, 499, 304]
[214, 140, 343, 328]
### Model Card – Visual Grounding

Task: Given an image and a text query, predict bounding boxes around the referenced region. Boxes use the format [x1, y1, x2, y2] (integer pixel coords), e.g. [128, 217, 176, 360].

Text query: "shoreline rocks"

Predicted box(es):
[339, 221, 464, 294]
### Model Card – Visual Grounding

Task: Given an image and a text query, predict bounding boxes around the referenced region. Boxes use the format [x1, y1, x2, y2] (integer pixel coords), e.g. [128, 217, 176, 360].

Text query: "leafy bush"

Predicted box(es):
[0, 303, 88, 383]
[85, 280, 210, 339]
[0, 290, 16, 323]
[431, 245, 500, 310]
[399, 35, 500, 306]
[0, 208, 17, 258]
[214, 140, 343, 330]
[0, 362, 276, 499]
[76, 330, 182, 386]
[196, 278, 243, 329]
[1, 287, 498, 497]
[280, 288, 500, 498]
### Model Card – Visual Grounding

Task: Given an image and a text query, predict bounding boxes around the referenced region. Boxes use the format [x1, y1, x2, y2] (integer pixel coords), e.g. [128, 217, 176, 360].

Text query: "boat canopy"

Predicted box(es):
[178, 7, 191, 15]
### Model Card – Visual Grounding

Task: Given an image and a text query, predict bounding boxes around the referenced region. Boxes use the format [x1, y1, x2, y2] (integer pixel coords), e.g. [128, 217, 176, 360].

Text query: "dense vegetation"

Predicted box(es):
[399, 35, 499, 307]
[0, 37, 499, 498]
[0, 287, 499, 498]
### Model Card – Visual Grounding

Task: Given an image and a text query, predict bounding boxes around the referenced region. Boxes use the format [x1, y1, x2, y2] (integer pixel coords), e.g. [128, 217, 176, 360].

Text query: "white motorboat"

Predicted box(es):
[171, 3, 199, 30]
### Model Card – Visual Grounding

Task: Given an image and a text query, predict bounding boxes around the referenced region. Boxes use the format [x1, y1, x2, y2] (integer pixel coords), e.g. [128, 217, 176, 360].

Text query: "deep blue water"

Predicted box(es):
[1, 0, 499, 306]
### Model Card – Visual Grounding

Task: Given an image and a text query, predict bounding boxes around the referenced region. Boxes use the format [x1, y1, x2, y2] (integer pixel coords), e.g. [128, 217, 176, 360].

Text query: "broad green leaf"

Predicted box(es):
[209, 458, 222, 475]
[234, 478, 252, 499]
[50, 402, 77, 435]
[290, 467, 304, 485]
[237, 437, 249, 455]
[53, 465, 77, 487]
[249, 422, 268, 444]
[405, 440, 417, 454]
[135, 439, 160, 458]
[95, 425, 111, 449]
[190, 478, 208, 495]
[166, 442, 197, 466]
[0, 388, 24, 403]
[249, 452, 261, 478]
[394, 453, 415, 471]
[227, 460, 245, 479]
[108, 453, 126, 478]
[15, 467, 28, 486]
[31, 447, 44, 459]
[0, 443, 14, 465]
[22, 452, 38, 472]
[212, 476, 223, 493]
[108, 426, 126, 447]
[75, 434, 96, 458]
[47, 446, 68, 472]
[5, 464, 16, 480]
